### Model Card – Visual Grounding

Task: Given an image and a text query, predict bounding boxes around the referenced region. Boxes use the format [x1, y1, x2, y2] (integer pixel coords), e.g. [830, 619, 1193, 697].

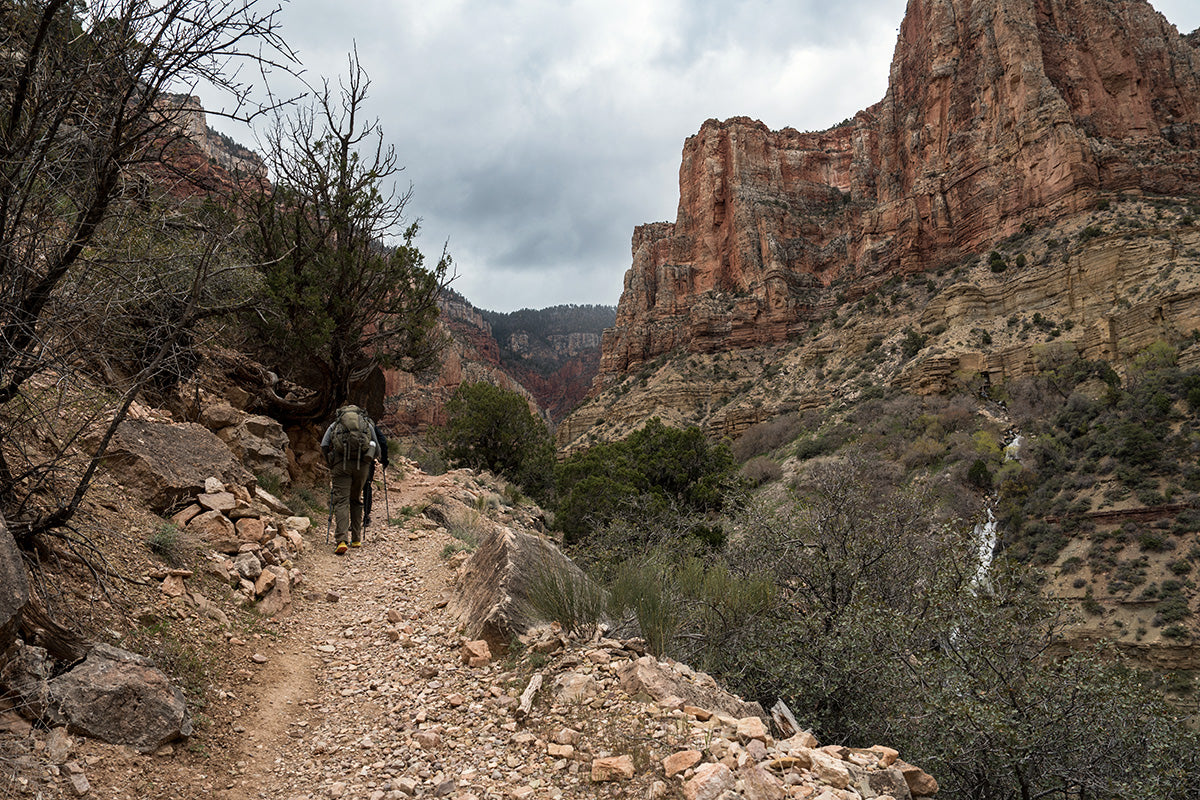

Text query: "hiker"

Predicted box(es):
[320, 405, 380, 555]
[362, 423, 389, 528]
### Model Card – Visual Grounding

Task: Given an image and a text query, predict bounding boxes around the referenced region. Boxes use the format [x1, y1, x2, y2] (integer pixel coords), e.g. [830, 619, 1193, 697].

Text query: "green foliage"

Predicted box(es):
[900, 327, 928, 359]
[554, 418, 738, 544]
[606, 549, 774, 665]
[525, 558, 605, 638]
[438, 382, 555, 499]
[967, 458, 993, 490]
[655, 454, 1200, 799]
[146, 522, 184, 567]
[241, 57, 447, 420]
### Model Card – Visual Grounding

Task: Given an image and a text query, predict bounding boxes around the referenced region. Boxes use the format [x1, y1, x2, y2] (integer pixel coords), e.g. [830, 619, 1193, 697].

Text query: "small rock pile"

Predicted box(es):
[165, 476, 308, 615]
[495, 634, 938, 800]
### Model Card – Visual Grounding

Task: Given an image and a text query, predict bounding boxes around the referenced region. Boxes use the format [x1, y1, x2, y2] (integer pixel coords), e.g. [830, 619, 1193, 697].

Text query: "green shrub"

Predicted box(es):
[555, 419, 737, 544]
[526, 558, 605, 638]
[901, 328, 928, 360]
[1139, 531, 1169, 552]
[146, 522, 184, 566]
[437, 382, 555, 499]
[967, 458, 993, 490]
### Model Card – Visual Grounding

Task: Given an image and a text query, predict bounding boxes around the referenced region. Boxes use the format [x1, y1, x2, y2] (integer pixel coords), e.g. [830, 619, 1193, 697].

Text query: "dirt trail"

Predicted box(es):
[218, 469, 456, 800]
[40, 468, 464, 800]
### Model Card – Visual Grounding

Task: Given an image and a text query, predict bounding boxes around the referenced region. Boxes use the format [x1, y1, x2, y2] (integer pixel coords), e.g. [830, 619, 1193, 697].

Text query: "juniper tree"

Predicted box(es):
[241, 53, 450, 423]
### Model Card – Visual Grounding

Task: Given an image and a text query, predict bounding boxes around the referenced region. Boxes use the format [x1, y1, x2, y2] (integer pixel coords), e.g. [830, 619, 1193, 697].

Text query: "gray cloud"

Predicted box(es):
[206, 0, 1200, 312]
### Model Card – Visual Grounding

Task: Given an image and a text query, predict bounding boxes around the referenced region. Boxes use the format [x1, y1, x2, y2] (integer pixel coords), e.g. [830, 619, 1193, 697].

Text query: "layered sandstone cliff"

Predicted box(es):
[599, 0, 1200, 383]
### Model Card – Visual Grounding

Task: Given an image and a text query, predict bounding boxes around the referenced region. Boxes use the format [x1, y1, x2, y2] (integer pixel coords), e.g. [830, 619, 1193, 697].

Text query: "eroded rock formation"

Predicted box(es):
[600, 0, 1200, 383]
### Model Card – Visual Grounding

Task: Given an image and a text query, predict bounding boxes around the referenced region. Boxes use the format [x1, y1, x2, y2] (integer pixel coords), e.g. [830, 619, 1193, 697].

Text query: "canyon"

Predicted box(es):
[593, 0, 1200, 391]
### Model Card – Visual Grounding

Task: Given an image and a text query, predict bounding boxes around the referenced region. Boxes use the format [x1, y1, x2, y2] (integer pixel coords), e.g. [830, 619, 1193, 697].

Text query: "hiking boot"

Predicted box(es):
[362, 515, 371, 527]
[350, 540, 363, 548]
[335, 542, 348, 555]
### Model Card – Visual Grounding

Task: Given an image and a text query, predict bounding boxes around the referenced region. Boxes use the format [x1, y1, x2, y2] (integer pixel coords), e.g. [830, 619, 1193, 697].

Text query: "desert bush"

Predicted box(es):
[741, 456, 783, 487]
[967, 459, 993, 490]
[555, 418, 737, 544]
[525, 558, 605, 638]
[438, 382, 554, 500]
[146, 522, 185, 567]
[445, 508, 487, 553]
[732, 416, 804, 461]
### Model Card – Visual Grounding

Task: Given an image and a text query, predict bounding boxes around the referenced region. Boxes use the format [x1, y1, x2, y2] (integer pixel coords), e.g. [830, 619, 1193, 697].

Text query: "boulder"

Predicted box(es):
[235, 517, 266, 543]
[257, 566, 291, 616]
[101, 420, 254, 512]
[45, 644, 191, 752]
[0, 515, 30, 650]
[848, 764, 913, 800]
[449, 525, 598, 649]
[684, 762, 735, 800]
[216, 414, 290, 487]
[187, 510, 236, 542]
[234, 552, 263, 581]
[616, 655, 766, 723]
[199, 400, 242, 430]
[895, 759, 939, 797]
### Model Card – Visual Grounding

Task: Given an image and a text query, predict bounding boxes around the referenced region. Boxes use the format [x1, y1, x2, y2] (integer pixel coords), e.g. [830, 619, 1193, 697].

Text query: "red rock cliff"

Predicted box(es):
[600, 0, 1200, 383]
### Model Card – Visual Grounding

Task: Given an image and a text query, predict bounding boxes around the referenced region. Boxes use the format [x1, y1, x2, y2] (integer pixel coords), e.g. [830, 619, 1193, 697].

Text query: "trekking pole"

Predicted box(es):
[325, 484, 333, 545]
[383, 465, 391, 528]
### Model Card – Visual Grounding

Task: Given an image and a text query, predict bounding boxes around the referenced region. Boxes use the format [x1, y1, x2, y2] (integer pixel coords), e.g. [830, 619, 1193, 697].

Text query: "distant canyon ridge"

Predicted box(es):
[597, 0, 1200, 386]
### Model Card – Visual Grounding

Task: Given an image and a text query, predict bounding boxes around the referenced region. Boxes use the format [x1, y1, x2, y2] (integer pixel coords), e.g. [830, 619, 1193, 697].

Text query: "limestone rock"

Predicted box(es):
[449, 525, 597, 648]
[215, 413, 290, 487]
[461, 639, 491, 667]
[616, 655, 766, 722]
[739, 762, 786, 800]
[590, 754, 634, 781]
[235, 517, 266, 543]
[0, 641, 53, 719]
[100, 419, 254, 512]
[45, 644, 191, 753]
[187, 510, 236, 542]
[684, 762, 735, 800]
[0, 515, 30, 650]
[895, 759, 939, 797]
[664, 749, 702, 778]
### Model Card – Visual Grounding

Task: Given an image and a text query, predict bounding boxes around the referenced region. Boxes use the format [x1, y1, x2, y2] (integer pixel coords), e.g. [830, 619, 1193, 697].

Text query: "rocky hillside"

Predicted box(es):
[595, 0, 1200, 386]
[481, 304, 615, 423]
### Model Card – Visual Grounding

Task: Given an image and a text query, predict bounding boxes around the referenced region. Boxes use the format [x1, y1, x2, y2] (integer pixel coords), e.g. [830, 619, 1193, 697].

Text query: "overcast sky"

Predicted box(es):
[204, 0, 1200, 313]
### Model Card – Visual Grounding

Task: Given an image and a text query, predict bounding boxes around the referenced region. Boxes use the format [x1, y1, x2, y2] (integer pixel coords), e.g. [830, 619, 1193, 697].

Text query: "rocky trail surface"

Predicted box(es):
[7, 467, 939, 800]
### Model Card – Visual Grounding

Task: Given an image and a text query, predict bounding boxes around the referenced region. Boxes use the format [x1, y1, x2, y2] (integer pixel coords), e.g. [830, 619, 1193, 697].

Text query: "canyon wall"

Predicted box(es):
[599, 0, 1200, 384]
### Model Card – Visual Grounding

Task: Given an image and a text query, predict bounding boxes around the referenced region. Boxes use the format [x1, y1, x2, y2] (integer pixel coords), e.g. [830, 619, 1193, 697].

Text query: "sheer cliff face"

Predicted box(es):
[600, 0, 1200, 383]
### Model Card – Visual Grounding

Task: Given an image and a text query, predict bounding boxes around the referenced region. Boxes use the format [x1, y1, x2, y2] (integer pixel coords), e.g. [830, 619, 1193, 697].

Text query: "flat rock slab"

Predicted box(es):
[617, 655, 766, 723]
[197, 491, 237, 512]
[102, 420, 253, 513]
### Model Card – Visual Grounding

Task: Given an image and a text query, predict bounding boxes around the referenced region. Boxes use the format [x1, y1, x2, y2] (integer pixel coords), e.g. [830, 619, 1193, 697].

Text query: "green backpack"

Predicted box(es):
[330, 405, 376, 467]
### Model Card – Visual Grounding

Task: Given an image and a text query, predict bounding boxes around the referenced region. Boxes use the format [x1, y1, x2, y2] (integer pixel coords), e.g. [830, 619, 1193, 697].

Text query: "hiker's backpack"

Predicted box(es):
[330, 405, 377, 467]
